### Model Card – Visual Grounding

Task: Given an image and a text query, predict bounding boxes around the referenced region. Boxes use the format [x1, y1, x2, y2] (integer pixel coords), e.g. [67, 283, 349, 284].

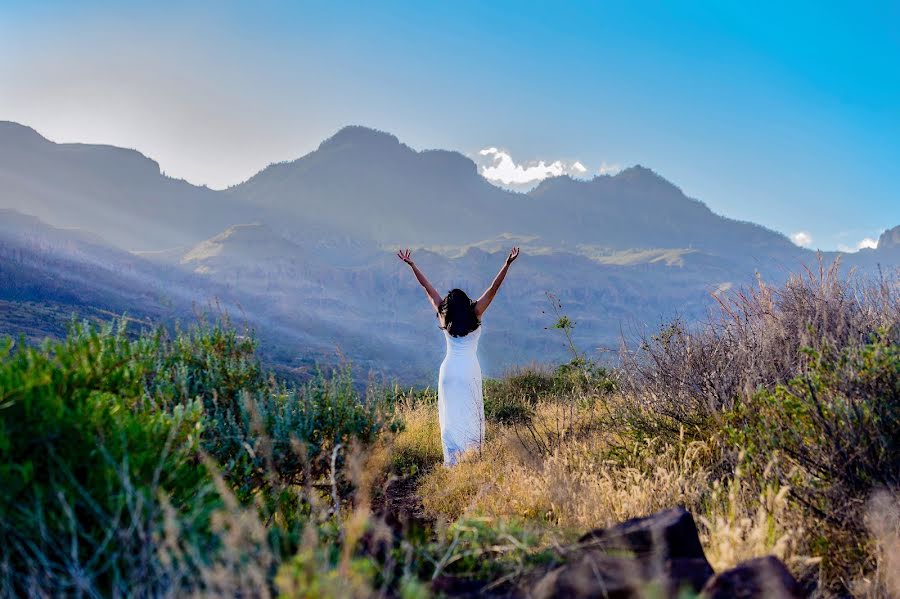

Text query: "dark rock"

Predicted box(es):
[578, 507, 709, 562]
[701, 556, 806, 598]
[530, 553, 652, 599]
[528, 508, 716, 598]
[665, 558, 716, 596]
[529, 552, 716, 599]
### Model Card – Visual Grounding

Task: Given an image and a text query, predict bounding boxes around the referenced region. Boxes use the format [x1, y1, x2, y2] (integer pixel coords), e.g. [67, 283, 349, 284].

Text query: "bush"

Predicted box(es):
[0, 318, 398, 596]
[732, 331, 900, 583]
[0, 320, 214, 595]
[622, 261, 900, 437]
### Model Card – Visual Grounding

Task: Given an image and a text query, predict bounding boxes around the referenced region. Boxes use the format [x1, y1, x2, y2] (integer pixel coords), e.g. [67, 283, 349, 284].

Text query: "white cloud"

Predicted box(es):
[857, 237, 878, 250]
[476, 147, 602, 188]
[837, 235, 881, 253]
[790, 231, 814, 247]
[598, 161, 621, 175]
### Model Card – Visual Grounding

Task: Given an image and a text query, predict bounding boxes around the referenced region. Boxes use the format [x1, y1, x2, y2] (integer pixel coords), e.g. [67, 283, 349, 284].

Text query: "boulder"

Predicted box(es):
[701, 556, 805, 599]
[577, 507, 710, 564]
[529, 508, 715, 598]
[530, 553, 651, 599]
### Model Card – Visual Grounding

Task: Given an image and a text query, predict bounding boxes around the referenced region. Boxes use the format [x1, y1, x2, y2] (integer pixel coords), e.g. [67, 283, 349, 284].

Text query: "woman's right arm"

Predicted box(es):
[474, 247, 519, 317]
[397, 249, 442, 311]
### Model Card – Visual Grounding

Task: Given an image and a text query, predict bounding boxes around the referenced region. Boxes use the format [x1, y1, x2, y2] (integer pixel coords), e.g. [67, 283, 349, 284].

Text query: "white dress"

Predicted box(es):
[438, 325, 485, 466]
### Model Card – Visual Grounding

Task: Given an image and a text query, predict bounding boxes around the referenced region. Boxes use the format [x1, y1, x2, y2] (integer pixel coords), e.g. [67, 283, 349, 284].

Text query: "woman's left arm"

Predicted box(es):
[474, 247, 519, 317]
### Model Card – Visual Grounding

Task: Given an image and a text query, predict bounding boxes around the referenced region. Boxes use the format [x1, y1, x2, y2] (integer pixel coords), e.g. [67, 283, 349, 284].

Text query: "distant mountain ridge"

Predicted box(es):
[1, 121, 898, 379]
[0, 121, 254, 251]
[1, 121, 806, 256]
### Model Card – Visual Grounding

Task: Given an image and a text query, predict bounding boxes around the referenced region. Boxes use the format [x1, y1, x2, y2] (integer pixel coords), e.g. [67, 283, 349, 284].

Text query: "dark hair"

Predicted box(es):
[438, 288, 481, 337]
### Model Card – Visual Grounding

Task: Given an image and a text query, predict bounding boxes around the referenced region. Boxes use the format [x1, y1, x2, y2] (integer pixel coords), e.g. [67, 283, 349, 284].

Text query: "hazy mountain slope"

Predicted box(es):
[0, 209, 191, 340]
[231, 126, 518, 245]
[168, 222, 757, 378]
[1, 122, 896, 380]
[0, 122, 254, 251]
[231, 126, 803, 261]
[0, 210, 412, 375]
[525, 169, 803, 257]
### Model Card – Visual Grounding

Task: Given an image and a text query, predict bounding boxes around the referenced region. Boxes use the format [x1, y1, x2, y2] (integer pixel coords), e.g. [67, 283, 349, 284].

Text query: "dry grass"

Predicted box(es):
[412, 397, 808, 575]
[390, 396, 443, 474]
[698, 455, 808, 572]
[7, 262, 896, 597]
[853, 491, 900, 598]
[621, 260, 900, 435]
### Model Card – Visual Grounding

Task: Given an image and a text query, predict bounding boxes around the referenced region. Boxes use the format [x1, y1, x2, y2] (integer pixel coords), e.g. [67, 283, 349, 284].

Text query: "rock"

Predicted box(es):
[530, 553, 652, 599]
[530, 553, 715, 599]
[529, 508, 715, 598]
[665, 558, 716, 596]
[578, 507, 710, 563]
[701, 556, 805, 598]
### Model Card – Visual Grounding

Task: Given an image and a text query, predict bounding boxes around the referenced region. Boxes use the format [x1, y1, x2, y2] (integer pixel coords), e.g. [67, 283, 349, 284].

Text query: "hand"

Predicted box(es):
[505, 247, 520, 265]
[397, 248, 414, 265]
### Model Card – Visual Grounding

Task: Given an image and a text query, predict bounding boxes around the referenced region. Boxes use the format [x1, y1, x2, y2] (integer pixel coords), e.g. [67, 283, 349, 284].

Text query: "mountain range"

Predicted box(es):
[1, 120, 897, 382]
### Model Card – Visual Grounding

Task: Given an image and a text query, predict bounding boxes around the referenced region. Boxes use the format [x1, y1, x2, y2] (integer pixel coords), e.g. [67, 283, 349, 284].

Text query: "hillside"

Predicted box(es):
[0, 122, 897, 380]
[0, 122, 254, 250]
[0, 211, 428, 381]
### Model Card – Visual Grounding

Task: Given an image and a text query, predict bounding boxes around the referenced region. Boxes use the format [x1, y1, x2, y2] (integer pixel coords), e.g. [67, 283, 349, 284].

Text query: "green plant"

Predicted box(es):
[0, 319, 217, 595]
[730, 331, 900, 587]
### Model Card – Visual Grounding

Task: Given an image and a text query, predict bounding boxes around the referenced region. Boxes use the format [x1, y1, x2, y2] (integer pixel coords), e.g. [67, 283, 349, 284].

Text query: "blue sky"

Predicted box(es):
[1, 1, 898, 251]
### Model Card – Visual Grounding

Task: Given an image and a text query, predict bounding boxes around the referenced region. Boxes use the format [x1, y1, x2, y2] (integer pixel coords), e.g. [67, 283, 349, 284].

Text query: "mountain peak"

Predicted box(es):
[614, 164, 662, 181]
[0, 121, 49, 145]
[610, 164, 684, 196]
[318, 126, 402, 151]
[529, 175, 581, 196]
[878, 225, 900, 251]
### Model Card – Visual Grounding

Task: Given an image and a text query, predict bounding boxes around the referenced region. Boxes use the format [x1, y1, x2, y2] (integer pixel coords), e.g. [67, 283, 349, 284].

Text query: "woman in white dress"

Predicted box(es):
[397, 247, 520, 466]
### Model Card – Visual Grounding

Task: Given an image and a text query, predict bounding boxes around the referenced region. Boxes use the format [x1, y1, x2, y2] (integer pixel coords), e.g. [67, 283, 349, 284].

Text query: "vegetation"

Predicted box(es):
[1, 262, 898, 597]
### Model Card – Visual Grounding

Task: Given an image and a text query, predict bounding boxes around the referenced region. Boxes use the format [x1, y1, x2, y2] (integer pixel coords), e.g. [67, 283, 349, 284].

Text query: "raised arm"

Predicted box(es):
[397, 248, 442, 311]
[474, 247, 519, 318]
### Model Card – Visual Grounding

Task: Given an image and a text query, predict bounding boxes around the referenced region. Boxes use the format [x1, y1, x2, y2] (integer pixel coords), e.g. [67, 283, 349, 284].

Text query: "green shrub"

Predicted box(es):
[421, 516, 556, 589]
[0, 319, 215, 595]
[730, 331, 900, 586]
[205, 366, 398, 502]
[483, 363, 616, 426]
[0, 317, 399, 595]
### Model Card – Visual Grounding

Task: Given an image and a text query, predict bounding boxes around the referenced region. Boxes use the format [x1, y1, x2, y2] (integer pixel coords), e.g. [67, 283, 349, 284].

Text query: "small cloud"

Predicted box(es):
[838, 235, 881, 253]
[790, 231, 813, 247]
[476, 147, 594, 188]
[857, 237, 878, 250]
[598, 161, 621, 175]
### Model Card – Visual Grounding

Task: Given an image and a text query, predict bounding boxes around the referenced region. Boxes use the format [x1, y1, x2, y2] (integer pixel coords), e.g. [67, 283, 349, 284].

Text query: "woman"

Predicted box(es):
[397, 246, 520, 466]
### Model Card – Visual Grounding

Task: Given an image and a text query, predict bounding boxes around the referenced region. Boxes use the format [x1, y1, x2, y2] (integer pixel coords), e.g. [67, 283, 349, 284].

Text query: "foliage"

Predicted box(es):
[621, 261, 900, 437]
[389, 394, 443, 475]
[2, 264, 898, 597]
[731, 332, 900, 583]
[424, 516, 556, 588]
[0, 319, 214, 595]
[0, 318, 395, 596]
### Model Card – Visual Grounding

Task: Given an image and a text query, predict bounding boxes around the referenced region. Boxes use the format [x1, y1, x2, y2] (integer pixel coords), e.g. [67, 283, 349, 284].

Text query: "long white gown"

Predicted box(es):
[438, 325, 485, 466]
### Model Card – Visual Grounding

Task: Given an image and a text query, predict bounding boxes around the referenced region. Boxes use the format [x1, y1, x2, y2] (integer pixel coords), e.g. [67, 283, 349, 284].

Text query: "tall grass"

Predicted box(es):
[0, 318, 398, 596]
[1, 260, 897, 597]
[408, 261, 900, 597]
